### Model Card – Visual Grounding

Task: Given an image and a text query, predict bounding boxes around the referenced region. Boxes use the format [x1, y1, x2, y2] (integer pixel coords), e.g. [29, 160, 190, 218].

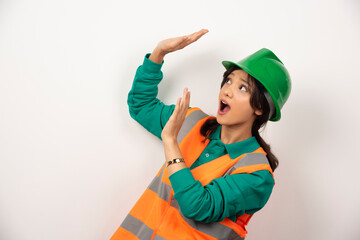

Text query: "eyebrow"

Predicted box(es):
[229, 73, 249, 85]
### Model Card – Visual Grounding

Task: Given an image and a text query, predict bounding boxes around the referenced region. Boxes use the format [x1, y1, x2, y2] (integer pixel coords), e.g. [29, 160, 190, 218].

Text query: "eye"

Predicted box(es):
[240, 85, 248, 92]
[224, 78, 248, 92]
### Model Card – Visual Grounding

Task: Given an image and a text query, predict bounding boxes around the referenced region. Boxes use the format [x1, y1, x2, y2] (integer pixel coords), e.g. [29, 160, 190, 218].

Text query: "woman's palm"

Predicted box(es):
[157, 29, 209, 55]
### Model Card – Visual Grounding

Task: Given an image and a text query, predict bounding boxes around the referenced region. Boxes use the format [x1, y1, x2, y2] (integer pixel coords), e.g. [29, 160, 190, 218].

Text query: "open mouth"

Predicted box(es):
[219, 100, 231, 113]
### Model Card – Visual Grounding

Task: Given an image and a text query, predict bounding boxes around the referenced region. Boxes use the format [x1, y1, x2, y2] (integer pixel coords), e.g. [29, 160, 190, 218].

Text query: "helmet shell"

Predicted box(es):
[222, 48, 291, 121]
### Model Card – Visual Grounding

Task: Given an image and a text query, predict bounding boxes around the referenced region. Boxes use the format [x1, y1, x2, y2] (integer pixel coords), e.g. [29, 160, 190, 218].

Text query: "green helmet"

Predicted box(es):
[222, 48, 291, 122]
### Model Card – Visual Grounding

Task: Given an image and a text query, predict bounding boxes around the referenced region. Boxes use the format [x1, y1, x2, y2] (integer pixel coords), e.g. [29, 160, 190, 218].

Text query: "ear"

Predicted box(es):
[255, 109, 263, 116]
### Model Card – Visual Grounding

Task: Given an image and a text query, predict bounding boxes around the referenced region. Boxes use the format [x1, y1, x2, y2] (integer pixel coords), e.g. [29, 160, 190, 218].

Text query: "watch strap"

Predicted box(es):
[167, 158, 185, 167]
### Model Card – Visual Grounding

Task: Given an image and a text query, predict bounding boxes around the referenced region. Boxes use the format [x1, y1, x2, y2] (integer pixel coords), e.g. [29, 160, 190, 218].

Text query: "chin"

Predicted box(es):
[216, 114, 226, 126]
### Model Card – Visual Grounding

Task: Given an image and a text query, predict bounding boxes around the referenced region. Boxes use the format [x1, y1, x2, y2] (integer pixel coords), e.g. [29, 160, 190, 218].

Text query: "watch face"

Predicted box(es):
[167, 158, 184, 167]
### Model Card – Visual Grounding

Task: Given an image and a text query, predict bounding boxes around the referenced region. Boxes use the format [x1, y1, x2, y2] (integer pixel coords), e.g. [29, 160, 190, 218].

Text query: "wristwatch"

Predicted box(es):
[167, 158, 185, 167]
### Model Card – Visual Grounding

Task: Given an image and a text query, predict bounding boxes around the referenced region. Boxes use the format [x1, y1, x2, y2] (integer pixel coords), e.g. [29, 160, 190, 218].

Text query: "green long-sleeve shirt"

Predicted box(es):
[127, 53, 274, 223]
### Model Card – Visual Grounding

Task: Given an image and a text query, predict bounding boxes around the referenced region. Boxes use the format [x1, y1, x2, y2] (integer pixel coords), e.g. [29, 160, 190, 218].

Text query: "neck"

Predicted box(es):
[220, 123, 253, 144]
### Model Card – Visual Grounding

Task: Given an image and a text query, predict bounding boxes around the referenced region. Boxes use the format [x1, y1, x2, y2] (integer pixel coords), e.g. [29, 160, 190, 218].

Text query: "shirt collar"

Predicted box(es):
[208, 125, 261, 159]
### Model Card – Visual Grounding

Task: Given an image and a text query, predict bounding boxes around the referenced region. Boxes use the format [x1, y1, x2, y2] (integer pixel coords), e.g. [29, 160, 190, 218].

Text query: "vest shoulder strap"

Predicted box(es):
[177, 107, 209, 143]
[223, 152, 273, 177]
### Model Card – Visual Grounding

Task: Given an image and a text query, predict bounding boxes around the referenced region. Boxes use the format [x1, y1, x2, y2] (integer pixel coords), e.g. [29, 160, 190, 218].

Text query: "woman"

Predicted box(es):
[111, 29, 291, 240]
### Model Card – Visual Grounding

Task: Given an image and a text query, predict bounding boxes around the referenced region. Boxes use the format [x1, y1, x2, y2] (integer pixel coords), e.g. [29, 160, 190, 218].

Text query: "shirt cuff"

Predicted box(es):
[142, 53, 164, 74]
[169, 167, 197, 193]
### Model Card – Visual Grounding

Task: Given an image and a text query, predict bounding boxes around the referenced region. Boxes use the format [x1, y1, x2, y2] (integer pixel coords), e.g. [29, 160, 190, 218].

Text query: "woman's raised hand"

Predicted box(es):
[149, 29, 209, 63]
[161, 88, 191, 142]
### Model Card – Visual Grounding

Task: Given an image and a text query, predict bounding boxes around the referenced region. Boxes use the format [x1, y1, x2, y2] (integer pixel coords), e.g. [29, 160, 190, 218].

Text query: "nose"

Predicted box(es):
[224, 85, 233, 98]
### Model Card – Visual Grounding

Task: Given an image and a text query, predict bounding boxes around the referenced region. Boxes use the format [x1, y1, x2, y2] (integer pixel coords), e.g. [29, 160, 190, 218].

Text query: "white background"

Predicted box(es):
[1, 0, 359, 239]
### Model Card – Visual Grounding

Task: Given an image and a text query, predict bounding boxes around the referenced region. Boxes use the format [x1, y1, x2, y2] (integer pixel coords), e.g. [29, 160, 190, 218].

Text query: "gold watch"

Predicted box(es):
[167, 158, 185, 167]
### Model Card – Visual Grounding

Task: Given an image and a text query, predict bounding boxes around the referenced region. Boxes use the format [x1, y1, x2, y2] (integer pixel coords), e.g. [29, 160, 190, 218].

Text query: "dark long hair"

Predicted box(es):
[200, 65, 279, 172]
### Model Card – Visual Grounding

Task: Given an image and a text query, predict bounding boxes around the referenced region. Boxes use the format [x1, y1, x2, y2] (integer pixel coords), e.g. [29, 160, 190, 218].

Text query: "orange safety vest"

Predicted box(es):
[111, 107, 275, 240]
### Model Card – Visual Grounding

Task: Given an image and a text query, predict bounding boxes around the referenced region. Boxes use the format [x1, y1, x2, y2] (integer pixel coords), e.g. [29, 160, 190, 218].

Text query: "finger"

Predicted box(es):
[184, 89, 190, 110]
[192, 29, 208, 42]
[179, 35, 189, 43]
[186, 29, 209, 42]
[181, 88, 190, 113]
[171, 36, 189, 49]
[187, 29, 208, 39]
[179, 30, 208, 49]
[174, 97, 181, 115]
[181, 88, 188, 108]
[186, 89, 190, 108]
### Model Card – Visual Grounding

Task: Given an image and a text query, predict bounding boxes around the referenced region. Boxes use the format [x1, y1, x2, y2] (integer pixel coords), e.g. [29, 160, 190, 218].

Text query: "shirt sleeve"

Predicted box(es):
[127, 53, 190, 140]
[169, 168, 274, 223]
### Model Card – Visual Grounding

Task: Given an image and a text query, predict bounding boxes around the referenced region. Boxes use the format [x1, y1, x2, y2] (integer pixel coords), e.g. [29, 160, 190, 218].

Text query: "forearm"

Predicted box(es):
[127, 54, 163, 119]
[163, 139, 187, 176]
[127, 53, 178, 140]
[169, 169, 275, 223]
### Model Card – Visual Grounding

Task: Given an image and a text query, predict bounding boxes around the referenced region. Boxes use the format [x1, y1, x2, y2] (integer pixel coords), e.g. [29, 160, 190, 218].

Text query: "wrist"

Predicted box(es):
[149, 48, 165, 64]
[166, 158, 185, 167]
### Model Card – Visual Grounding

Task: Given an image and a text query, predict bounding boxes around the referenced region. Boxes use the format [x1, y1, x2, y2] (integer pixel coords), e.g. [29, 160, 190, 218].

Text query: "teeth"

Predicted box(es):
[222, 101, 227, 105]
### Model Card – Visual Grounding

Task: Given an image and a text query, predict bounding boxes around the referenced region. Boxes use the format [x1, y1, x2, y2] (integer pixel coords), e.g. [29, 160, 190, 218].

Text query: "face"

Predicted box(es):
[217, 69, 262, 127]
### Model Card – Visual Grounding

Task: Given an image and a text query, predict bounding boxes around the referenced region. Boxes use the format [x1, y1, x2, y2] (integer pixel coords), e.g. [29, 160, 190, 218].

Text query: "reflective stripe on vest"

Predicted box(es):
[111, 107, 274, 240]
[177, 108, 209, 143]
